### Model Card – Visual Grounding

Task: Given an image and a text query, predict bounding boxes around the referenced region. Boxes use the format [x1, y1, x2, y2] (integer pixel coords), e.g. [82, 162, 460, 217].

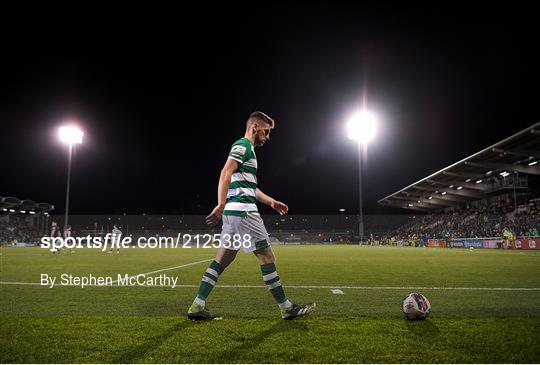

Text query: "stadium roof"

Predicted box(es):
[0, 196, 54, 214]
[378, 122, 540, 212]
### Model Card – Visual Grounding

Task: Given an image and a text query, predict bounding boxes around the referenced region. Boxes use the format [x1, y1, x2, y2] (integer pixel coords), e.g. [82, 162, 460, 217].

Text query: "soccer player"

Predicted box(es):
[187, 111, 315, 320]
[110, 225, 122, 254]
[50, 221, 61, 255]
[63, 225, 74, 254]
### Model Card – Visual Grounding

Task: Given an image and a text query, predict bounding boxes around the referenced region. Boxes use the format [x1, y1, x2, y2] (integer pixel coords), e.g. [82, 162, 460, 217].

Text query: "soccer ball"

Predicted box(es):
[402, 293, 431, 320]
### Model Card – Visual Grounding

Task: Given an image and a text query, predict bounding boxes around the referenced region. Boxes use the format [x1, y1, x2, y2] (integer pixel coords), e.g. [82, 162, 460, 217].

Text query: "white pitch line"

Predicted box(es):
[0, 258, 213, 287]
[283, 285, 540, 291]
[0, 281, 539, 291]
[109, 258, 212, 284]
[207, 285, 540, 291]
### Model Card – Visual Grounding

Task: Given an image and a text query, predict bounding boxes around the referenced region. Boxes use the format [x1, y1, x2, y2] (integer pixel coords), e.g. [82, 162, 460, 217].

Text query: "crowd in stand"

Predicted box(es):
[0, 217, 42, 245]
[390, 198, 540, 241]
[514, 200, 540, 237]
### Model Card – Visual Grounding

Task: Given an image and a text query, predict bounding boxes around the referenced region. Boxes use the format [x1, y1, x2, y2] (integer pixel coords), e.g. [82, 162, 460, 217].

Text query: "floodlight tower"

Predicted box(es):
[347, 110, 377, 243]
[58, 125, 84, 228]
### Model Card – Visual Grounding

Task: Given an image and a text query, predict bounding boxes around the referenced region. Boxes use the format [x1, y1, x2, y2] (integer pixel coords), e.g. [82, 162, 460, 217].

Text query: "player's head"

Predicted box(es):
[246, 111, 274, 146]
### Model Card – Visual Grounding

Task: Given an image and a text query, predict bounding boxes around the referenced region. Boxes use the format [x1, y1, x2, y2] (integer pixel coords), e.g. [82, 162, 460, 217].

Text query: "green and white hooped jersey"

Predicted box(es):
[224, 137, 258, 217]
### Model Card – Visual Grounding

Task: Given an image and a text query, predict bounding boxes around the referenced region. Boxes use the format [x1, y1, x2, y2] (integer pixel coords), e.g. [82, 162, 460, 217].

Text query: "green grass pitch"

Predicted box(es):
[1, 245, 539, 363]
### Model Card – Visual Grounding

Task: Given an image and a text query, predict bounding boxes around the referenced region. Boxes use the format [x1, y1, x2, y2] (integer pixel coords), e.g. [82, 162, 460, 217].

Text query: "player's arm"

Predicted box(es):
[256, 188, 288, 215]
[205, 158, 239, 225]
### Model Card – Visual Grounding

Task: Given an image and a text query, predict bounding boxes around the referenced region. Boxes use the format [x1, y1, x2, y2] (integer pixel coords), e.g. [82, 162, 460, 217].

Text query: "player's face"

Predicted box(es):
[254, 123, 271, 146]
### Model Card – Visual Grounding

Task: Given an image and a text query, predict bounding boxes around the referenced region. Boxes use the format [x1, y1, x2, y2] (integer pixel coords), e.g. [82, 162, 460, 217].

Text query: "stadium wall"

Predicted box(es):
[449, 237, 540, 249]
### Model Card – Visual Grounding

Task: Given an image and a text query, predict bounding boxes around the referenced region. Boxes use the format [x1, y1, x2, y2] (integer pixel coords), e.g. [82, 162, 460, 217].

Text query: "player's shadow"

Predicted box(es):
[404, 318, 440, 341]
[110, 320, 196, 363]
[207, 319, 308, 363]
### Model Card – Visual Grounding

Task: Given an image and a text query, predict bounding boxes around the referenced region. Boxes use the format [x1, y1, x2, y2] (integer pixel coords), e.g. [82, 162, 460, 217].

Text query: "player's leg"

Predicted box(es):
[246, 213, 315, 319]
[254, 246, 315, 319]
[254, 245, 291, 308]
[245, 214, 290, 308]
[187, 247, 238, 320]
[188, 215, 241, 320]
[194, 247, 237, 306]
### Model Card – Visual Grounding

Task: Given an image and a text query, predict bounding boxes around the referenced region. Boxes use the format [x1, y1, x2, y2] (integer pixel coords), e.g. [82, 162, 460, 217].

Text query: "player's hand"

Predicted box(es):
[271, 200, 289, 215]
[205, 205, 224, 225]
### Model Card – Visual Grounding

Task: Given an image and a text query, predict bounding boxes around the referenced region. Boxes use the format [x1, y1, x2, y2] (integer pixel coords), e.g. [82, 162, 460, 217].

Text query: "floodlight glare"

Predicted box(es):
[59, 126, 84, 145]
[347, 111, 377, 143]
[58, 124, 84, 229]
[345, 107, 381, 242]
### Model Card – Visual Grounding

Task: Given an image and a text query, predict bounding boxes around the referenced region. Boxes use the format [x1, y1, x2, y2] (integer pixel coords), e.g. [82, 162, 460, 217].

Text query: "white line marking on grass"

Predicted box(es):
[331, 289, 345, 295]
[1, 281, 539, 291]
[110, 258, 212, 284]
[0, 258, 212, 287]
[217, 285, 540, 291]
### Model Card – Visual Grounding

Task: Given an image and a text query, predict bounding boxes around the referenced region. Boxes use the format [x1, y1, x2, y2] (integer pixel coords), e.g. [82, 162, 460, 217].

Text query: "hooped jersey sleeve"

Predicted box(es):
[228, 138, 252, 164]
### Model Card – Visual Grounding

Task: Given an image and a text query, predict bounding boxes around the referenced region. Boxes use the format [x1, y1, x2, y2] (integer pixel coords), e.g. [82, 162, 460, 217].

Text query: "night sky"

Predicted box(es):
[1, 4, 539, 215]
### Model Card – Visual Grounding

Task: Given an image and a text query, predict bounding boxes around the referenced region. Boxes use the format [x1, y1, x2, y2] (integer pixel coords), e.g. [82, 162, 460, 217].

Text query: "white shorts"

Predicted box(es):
[220, 212, 270, 253]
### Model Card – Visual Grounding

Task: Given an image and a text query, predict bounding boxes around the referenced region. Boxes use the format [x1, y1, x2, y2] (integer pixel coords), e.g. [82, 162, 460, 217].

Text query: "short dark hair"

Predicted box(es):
[247, 111, 275, 129]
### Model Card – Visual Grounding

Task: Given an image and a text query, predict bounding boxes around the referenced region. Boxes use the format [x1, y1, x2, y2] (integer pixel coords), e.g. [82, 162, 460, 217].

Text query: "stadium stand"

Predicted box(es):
[378, 122, 540, 211]
[0, 196, 54, 246]
[378, 122, 540, 246]
[389, 195, 540, 241]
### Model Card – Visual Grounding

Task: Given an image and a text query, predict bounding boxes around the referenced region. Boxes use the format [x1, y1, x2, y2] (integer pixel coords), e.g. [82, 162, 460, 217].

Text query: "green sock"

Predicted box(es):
[260, 263, 292, 309]
[194, 260, 224, 306]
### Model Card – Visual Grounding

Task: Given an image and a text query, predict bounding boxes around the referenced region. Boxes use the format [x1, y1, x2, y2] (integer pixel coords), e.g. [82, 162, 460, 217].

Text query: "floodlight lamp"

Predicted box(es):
[347, 111, 377, 143]
[58, 125, 84, 145]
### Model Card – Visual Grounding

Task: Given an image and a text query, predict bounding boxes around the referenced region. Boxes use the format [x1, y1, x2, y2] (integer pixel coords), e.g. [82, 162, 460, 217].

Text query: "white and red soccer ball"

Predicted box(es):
[402, 293, 431, 320]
